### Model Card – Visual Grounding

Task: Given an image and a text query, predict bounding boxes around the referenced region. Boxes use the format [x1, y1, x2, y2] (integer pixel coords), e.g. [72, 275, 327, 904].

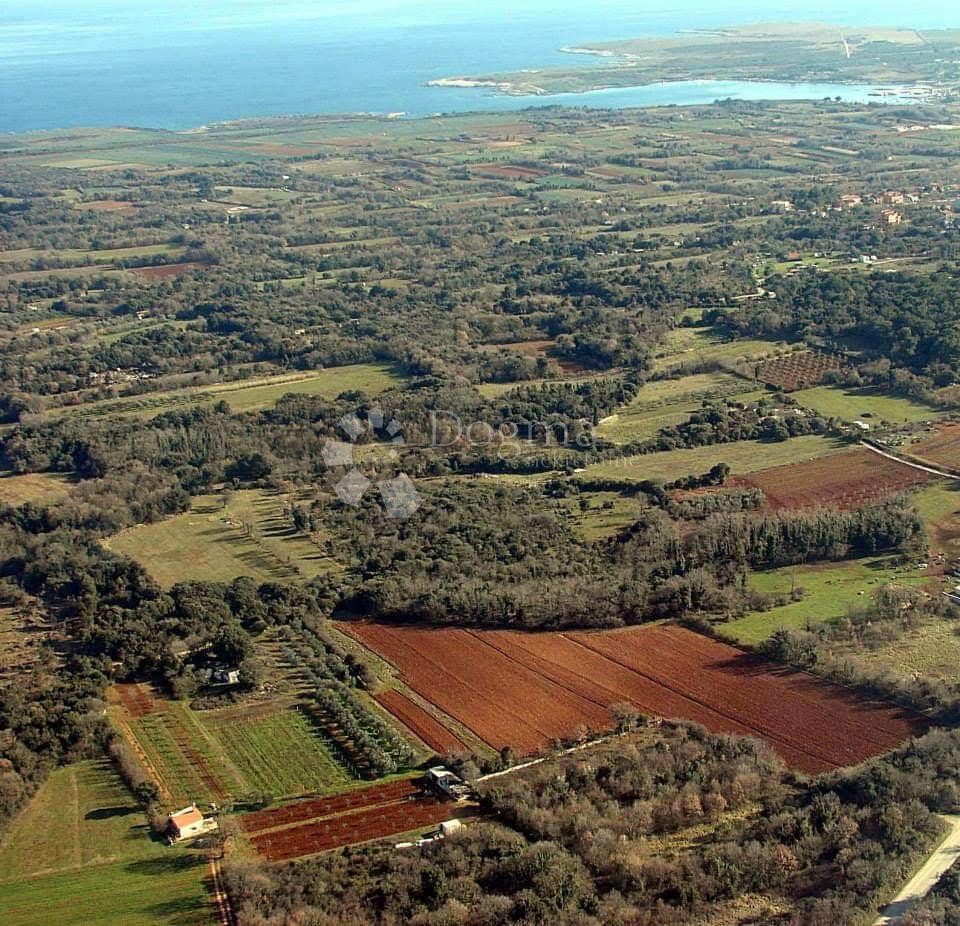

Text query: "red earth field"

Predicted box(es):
[910, 424, 960, 471]
[343, 623, 928, 776]
[114, 682, 155, 719]
[732, 448, 933, 510]
[375, 690, 468, 755]
[74, 199, 137, 212]
[132, 261, 206, 279]
[242, 778, 458, 861]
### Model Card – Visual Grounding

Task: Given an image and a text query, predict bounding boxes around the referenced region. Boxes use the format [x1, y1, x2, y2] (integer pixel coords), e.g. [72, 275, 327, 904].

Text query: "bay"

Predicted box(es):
[1, 0, 956, 132]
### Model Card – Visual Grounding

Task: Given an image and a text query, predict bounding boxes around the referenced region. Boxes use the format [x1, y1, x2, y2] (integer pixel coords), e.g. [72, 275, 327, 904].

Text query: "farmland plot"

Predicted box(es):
[0, 760, 213, 926]
[375, 690, 468, 755]
[750, 350, 847, 391]
[910, 423, 960, 470]
[241, 777, 459, 861]
[733, 448, 934, 510]
[344, 622, 928, 775]
[205, 707, 350, 797]
[112, 690, 353, 804]
[583, 434, 846, 483]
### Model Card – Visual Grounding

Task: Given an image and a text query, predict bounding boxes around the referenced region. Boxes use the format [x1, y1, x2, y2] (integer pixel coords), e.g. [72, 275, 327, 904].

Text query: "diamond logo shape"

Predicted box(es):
[380, 473, 421, 520]
[335, 469, 371, 506]
[339, 413, 365, 441]
[368, 406, 385, 430]
[322, 439, 355, 468]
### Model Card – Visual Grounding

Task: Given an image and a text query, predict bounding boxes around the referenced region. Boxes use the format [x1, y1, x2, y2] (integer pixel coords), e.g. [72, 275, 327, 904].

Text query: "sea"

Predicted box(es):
[1, 0, 958, 133]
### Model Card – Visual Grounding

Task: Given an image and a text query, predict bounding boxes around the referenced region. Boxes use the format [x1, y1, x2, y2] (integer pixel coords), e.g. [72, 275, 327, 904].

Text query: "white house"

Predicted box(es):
[167, 805, 215, 842]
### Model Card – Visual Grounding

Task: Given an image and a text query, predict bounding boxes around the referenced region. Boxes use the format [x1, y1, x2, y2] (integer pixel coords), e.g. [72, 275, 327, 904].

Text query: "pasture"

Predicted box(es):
[562, 491, 645, 540]
[0, 759, 212, 926]
[721, 556, 926, 645]
[52, 363, 403, 421]
[583, 434, 847, 483]
[839, 617, 960, 684]
[790, 385, 940, 424]
[596, 371, 754, 443]
[652, 328, 783, 372]
[0, 471, 73, 506]
[105, 489, 340, 587]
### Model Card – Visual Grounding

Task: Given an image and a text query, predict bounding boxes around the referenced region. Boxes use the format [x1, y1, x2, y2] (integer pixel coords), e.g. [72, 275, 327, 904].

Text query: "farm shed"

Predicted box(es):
[212, 667, 241, 685]
[426, 767, 470, 801]
[167, 805, 214, 842]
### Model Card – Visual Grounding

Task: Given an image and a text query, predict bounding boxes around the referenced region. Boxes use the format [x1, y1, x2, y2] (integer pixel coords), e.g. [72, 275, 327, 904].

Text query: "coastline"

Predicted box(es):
[427, 74, 932, 102]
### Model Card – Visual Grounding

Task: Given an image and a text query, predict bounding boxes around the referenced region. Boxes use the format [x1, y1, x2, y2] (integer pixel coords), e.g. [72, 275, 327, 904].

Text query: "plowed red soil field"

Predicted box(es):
[250, 797, 457, 861]
[343, 623, 928, 775]
[732, 448, 932, 510]
[910, 424, 960, 471]
[74, 200, 137, 212]
[375, 690, 467, 755]
[240, 779, 421, 834]
[241, 777, 459, 860]
[115, 682, 155, 719]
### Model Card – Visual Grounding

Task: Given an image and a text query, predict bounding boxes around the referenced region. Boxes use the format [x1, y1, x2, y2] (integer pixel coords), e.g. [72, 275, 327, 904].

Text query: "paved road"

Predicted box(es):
[875, 815, 960, 925]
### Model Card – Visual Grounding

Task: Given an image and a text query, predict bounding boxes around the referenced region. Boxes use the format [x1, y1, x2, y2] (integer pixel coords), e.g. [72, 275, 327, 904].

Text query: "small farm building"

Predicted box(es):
[427, 767, 470, 801]
[168, 805, 210, 842]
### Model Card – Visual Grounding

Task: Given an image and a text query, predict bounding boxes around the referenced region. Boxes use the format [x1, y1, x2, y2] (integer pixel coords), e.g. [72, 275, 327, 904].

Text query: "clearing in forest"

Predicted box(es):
[105, 489, 340, 587]
[583, 434, 847, 483]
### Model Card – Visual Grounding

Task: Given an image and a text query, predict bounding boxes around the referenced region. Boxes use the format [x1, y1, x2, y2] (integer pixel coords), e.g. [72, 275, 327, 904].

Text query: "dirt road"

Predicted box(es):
[875, 815, 960, 925]
[860, 440, 959, 480]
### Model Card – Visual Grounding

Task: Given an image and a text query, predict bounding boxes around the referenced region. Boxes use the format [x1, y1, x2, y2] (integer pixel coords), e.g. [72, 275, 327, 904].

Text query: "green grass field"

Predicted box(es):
[0, 242, 179, 265]
[560, 491, 645, 541]
[721, 556, 926, 645]
[113, 696, 352, 806]
[475, 373, 607, 399]
[0, 472, 72, 506]
[790, 385, 941, 424]
[204, 708, 351, 798]
[652, 328, 784, 372]
[105, 489, 340, 587]
[596, 372, 755, 443]
[913, 483, 960, 535]
[839, 617, 960, 684]
[51, 363, 403, 421]
[0, 858, 211, 926]
[583, 434, 847, 483]
[0, 759, 212, 926]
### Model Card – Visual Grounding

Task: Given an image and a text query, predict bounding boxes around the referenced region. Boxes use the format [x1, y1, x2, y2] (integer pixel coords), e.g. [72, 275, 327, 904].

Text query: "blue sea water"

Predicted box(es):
[1, 0, 957, 132]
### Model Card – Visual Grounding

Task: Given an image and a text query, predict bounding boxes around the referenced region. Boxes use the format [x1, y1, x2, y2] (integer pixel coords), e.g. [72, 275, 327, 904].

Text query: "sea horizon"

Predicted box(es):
[2, 0, 959, 133]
